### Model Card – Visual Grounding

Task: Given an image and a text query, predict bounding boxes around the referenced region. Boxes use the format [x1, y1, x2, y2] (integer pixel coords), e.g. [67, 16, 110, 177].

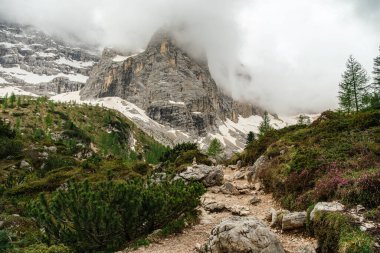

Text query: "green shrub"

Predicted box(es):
[38, 155, 77, 177]
[159, 142, 198, 163]
[339, 172, 380, 208]
[174, 150, 211, 168]
[313, 211, 374, 253]
[33, 128, 45, 140]
[131, 161, 150, 175]
[30, 178, 205, 252]
[0, 138, 22, 159]
[19, 243, 72, 253]
[0, 230, 11, 253]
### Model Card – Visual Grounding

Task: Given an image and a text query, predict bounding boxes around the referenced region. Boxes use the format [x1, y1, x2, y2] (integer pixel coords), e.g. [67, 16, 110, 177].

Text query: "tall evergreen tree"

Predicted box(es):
[258, 111, 273, 138]
[207, 138, 223, 157]
[246, 131, 255, 145]
[338, 55, 369, 113]
[373, 46, 380, 94]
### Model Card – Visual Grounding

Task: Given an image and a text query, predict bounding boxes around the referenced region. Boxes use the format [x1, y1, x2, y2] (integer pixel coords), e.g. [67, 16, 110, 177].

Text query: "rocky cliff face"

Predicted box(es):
[0, 22, 99, 94]
[80, 30, 263, 136]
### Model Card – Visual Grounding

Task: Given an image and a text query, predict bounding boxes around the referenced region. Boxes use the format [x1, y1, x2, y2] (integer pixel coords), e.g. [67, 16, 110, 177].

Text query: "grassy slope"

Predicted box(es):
[0, 96, 167, 212]
[237, 110, 380, 252]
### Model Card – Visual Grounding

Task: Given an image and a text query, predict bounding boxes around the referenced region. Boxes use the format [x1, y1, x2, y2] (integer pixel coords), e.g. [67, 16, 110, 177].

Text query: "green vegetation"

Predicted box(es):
[207, 138, 223, 158]
[235, 109, 380, 252]
[246, 131, 255, 145]
[313, 212, 374, 253]
[258, 111, 274, 138]
[30, 178, 205, 252]
[159, 142, 212, 172]
[0, 96, 178, 252]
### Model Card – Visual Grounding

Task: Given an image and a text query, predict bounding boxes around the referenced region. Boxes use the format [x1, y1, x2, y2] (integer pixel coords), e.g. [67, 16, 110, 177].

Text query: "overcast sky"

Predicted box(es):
[0, 0, 379, 115]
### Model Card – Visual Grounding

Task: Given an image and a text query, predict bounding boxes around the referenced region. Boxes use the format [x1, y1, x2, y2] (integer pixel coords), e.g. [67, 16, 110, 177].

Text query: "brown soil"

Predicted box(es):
[126, 167, 317, 253]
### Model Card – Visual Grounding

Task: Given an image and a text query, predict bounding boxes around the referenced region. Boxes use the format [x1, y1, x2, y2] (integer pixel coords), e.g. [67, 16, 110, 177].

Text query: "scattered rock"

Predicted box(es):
[297, 244, 316, 253]
[44, 145, 57, 152]
[253, 182, 261, 191]
[220, 182, 240, 195]
[282, 211, 307, 230]
[249, 195, 261, 205]
[147, 229, 162, 243]
[270, 208, 278, 227]
[238, 188, 251, 195]
[19, 160, 33, 171]
[356, 204, 365, 213]
[236, 160, 242, 169]
[200, 216, 285, 253]
[177, 165, 224, 187]
[203, 201, 226, 213]
[233, 171, 245, 180]
[228, 165, 238, 170]
[228, 205, 250, 216]
[310, 201, 345, 221]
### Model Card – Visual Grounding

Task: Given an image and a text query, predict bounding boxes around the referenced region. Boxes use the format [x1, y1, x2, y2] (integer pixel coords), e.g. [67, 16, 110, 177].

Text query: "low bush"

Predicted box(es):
[312, 211, 374, 253]
[338, 172, 380, 208]
[17, 243, 71, 253]
[159, 142, 198, 163]
[30, 178, 205, 252]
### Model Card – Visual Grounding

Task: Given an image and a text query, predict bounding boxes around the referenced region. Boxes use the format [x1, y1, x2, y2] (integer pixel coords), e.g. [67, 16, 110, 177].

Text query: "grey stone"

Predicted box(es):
[220, 182, 240, 195]
[297, 245, 316, 253]
[203, 201, 226, 213]
[201, 216, 285, 253]
[228, 205, 250, 216]
[281, 211, 307, 230]
[177, 164, 224, 187]
[310, 202, 345, 221]
[249, 195, 261, 205]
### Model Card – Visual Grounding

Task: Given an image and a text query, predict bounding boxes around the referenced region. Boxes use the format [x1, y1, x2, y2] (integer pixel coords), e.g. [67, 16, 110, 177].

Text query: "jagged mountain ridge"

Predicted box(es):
[80, 30, 264, 138]
[0, 22, 99, 95]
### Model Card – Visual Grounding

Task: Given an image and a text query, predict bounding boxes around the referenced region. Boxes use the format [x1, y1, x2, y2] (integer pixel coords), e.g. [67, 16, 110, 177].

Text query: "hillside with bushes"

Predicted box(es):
[0, 95, 207, 252]
[231, 109, 380, 252]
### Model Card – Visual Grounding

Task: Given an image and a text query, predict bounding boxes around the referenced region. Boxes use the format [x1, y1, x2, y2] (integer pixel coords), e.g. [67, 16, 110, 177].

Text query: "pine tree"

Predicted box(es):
[246, 131, 255, 145]
[207, 138, 223, 157]
[258, 111, 273, 138]
[16, 96, 21, 108]
[339, 55, 369, 113]
[372, 46, 380, 97]
[9, 93, 16, 108]
[297, 114, 311, 125]
[2, 94, 8, 111]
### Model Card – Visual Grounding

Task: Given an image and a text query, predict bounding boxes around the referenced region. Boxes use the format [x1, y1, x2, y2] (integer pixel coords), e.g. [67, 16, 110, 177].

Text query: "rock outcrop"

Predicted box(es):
[176, 164, 224, 187]
[0, 22, 99, 94]
[80, 29, 263, 136]
[200, 216, 285, 253]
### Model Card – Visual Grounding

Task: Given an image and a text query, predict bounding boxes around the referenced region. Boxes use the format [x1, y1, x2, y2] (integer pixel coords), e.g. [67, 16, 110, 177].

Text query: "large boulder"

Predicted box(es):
[176, 164, 224, 187]
[310, 201, 345, 221]
[200, 216, 285, 253]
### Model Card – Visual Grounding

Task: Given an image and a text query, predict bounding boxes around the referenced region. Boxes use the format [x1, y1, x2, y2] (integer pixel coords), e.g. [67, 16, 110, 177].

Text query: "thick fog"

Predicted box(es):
[0, 0, 379, 115]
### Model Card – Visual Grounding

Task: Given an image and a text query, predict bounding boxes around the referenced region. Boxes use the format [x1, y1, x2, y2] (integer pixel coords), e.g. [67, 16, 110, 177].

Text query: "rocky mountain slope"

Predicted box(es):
[0, 22, 99, 95]
[79, 30, 290, 152]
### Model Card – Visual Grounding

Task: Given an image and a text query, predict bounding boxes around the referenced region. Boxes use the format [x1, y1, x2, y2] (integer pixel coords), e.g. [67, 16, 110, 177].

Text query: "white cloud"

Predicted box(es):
[0, 0, 379, 115]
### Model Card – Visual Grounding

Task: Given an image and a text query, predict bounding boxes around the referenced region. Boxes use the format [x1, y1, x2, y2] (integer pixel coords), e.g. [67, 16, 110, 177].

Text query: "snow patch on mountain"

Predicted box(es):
[51, 91, 307, 153]
[0, 86, 38, 97]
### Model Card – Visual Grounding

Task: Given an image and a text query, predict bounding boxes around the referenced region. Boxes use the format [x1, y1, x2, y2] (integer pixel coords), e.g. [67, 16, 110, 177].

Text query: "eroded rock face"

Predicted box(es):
[201, 216, 285, 253]
[176, 164, 224, 187]
[80, 29, 263, 136]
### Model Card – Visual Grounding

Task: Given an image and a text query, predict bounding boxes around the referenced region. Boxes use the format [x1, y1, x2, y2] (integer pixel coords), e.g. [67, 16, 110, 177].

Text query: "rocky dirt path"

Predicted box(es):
[129, 167, 316, 253]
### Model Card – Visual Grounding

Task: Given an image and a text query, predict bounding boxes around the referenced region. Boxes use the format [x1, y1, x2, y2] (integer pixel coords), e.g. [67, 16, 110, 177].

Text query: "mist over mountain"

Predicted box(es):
[0, 0, 380, 114]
